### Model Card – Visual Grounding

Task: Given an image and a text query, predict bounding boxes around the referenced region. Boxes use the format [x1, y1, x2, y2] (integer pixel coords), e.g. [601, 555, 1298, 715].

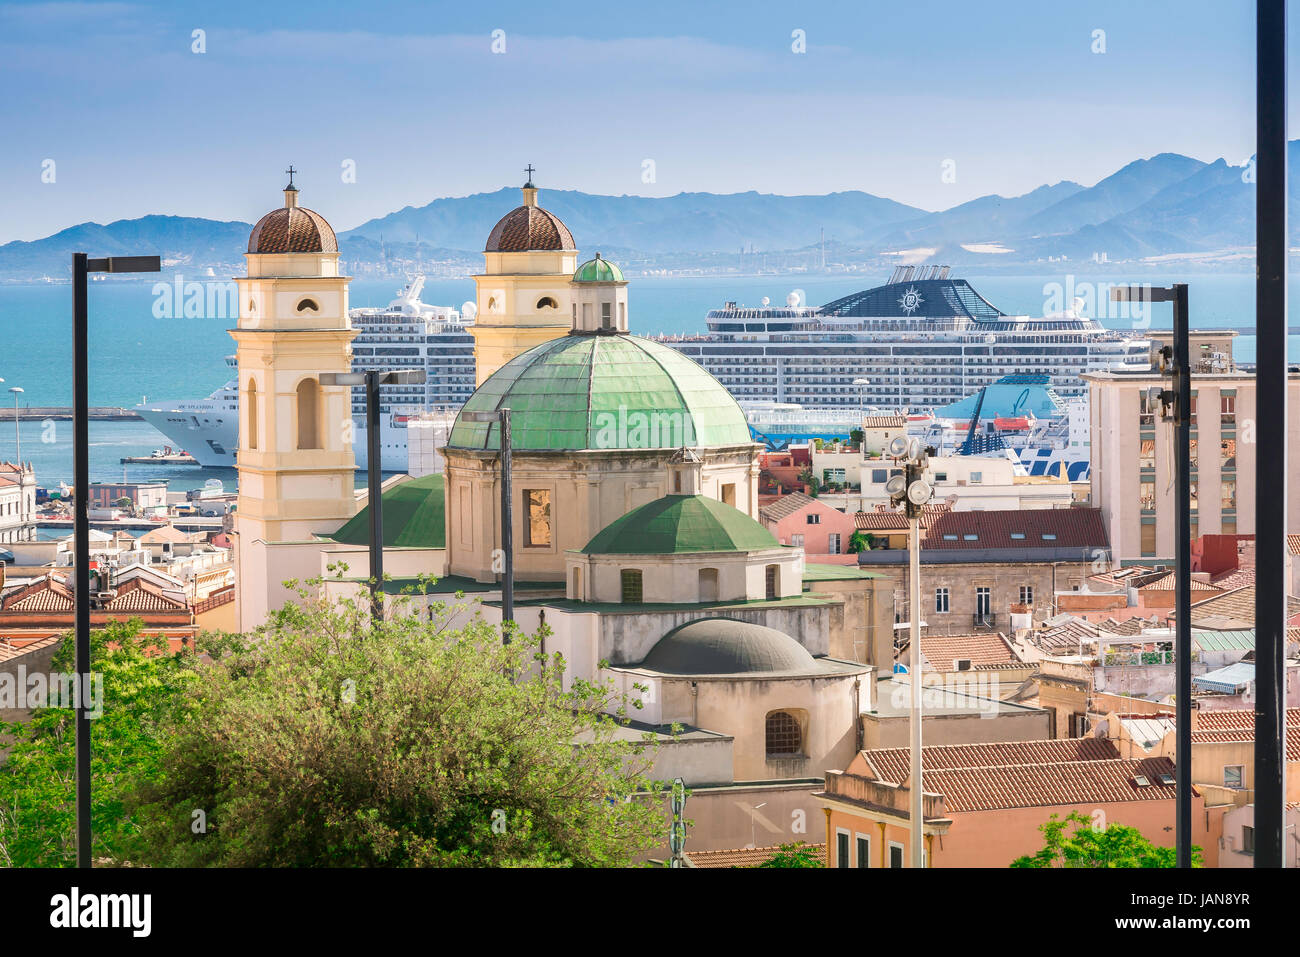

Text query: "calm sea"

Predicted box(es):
[1, 272, 1296, 490]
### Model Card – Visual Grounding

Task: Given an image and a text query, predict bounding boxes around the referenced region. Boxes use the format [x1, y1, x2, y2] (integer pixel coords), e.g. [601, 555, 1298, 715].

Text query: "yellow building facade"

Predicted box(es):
[230, 180, 359, 630]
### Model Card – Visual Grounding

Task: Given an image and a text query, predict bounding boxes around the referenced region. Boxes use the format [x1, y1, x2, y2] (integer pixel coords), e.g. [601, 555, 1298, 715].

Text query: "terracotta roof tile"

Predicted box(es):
[684, 843, 826, 868]
[926, 756, 1182, 812]
[922, 507, 1108, 550]
[861, 415, 907, 429]
[920, 632, 1024, 671]
[861, 738, 1120, 786]
[247, 204, 337, 254]
[758, 491, 820, 523]
[484, 205, 575, 253]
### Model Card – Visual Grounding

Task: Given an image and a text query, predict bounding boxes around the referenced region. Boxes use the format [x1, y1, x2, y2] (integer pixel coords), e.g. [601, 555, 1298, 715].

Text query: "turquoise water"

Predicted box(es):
[2, 271, 1297, 488]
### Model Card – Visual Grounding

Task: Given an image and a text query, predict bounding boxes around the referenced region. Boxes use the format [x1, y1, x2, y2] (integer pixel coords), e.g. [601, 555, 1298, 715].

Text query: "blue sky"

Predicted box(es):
[0, 0, 1286, 242]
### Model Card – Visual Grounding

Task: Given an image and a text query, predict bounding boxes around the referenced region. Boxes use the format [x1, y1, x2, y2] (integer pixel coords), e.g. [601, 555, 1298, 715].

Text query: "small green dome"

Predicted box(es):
[447, 334, 752, 452]
[572, 253, 625, 283]
[581, 494, 778, 555]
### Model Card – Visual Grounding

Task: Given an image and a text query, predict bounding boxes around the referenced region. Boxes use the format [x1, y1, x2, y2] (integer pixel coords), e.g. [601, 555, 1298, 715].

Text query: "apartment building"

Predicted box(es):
[1085, 365, 1300, 562]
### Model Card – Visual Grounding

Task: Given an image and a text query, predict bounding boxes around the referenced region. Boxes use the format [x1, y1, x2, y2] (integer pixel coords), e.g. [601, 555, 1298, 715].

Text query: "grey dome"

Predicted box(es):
[640, 618, 818, 675]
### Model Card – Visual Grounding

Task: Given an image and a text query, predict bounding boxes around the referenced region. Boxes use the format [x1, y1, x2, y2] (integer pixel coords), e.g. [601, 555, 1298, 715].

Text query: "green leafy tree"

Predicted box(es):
[758, 842, 824, 868]
[131, 584, 667, 867]
[1011, 812, 1201, 868]
[847, 530, 873, 553]
[0, 620, 198, 867]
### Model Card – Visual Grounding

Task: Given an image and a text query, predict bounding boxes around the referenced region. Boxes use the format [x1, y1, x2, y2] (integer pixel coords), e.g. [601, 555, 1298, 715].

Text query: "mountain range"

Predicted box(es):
[2, 145, 1294, 280]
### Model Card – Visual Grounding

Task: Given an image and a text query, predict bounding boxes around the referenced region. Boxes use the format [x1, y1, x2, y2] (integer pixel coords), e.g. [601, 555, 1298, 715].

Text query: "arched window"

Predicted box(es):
[246, 380, 259, 450]
[296, 378, 321, 450]
[766, 710, 802, 755]
[698, 567, 718, 602]
[620, 569, 643, 604]
[296, 298, 319, 313]
[536, 296, 558, 310]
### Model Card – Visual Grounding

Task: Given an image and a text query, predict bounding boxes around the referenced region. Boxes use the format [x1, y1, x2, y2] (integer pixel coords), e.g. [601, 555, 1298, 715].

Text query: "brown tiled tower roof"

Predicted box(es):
[485, 203, 575, 252]
[248, 186, 338, 254]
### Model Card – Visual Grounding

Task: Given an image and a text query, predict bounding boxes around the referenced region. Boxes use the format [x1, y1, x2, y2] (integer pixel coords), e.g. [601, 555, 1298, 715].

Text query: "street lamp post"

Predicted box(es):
[884, 435, 933, 868]
[461, 408, 514, 634]
[7, 386, 20, 462]
[320, 369, 426, 622]
[71, 253, 161, 869]
[1111, 283, 1193, 868]
[853, 378, 870, 419]
[1254, 0, 1288, 870]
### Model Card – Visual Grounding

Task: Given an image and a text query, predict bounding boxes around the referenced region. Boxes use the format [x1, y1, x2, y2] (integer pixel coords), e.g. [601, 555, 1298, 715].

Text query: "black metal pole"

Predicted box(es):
[366, 371, 383, 622]
[499, 407, 513, 635]
[72, 252, 91, 869]
[1254, 0, 1287, 869]
[1172, 283, 1191, 868]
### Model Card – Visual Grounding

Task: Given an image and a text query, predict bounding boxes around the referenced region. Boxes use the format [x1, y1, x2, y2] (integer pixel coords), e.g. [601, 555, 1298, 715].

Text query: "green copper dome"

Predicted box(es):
[572, 253, 625, 283]
[581, 494, 778, 555]
[447, 334, 752, 452]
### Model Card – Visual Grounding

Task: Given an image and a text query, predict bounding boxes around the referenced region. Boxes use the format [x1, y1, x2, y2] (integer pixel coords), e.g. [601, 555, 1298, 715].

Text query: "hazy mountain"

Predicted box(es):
[874, 181, 1085, 247]
[5, 147, 1300, 280]
[340, 187, 926, 254]
[0, 215, 251, 278]
[1022, 153, 1210, 236]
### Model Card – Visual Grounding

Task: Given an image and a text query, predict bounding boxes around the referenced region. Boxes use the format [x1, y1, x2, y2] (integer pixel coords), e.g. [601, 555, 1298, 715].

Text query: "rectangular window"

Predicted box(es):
[524, 489, 551, 546]
[975, 587, 991, 617]
[807, 513, 821, 525]
[969, 471, 983, 484]
[836, 831, 850, 869]
[1222, 479, 1236, 509]
[827, 532, 841, 554]
[601, 301, 612, 328]
[1242, 826, 1255, 855]
[856, 835, 870, 868]
[871, 469, 887, 483]
[721, 483, 736, 507]
[1220, 394, 1235, 425]
[1224, 765, 1244, 789]
[1139, 438, 1155, 470]
[889, 843, 904, 869]
[1140, 480, 1156, 511]
[791, 533, 804, 547]
[1221, 437, 1236, 470]
[1140, 521, 1156, 557]
[935, 587, 950, 613]
[620, 569, 643, 604]
[1019, 585, 1033, 605]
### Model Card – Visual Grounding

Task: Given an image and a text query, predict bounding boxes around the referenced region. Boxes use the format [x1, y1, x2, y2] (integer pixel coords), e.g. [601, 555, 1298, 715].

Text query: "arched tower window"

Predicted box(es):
[296, 378, 321, 450]
[765, 710, 802, 755]
[247, 380, 259, 450]
[536, 296, 558, 310]
[698, 567, 719, 602]
[296, 298, 319, 313]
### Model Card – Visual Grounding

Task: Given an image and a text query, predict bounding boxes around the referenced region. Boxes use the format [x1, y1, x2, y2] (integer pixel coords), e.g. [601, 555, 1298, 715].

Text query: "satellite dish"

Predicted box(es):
[788, 289, 806, 308]
[461, 301, 478, 319]
[761, 296, 770, 306]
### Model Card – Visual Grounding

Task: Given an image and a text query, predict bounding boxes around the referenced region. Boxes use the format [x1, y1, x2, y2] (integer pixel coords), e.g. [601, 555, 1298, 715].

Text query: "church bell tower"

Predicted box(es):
[471, 169, 578, 384]
[229, 170, 358, 629]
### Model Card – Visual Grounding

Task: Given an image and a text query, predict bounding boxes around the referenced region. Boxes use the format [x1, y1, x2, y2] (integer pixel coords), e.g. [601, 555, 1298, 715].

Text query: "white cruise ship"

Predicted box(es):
[657, 266, 1153, 412]
[135, 277, 475, 471]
